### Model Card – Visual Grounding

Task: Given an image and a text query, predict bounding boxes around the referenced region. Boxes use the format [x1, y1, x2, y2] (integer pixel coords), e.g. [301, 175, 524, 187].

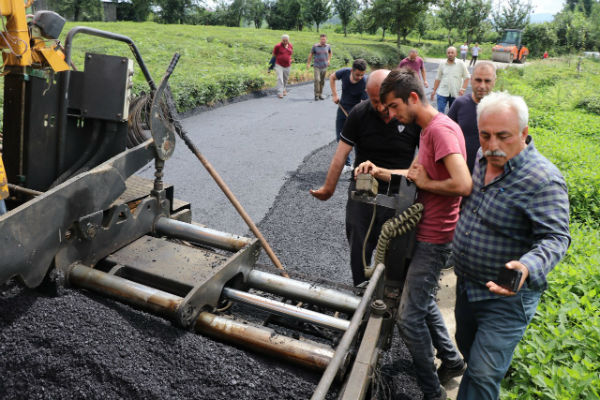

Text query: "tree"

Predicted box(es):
[458, 0, 492, 44]
[566, 0, 594, 16]
[365, 0, 394, 41]
[522, 22, 557, 56]
[304, 0, 331, 31]
[47, 0, 103, 21]
[245, 0, 266, 28]
[438, 0, 466, 45]
[388, 0, 435, 46]
[265, 0, 304, 30]
[553, 10, 590, 51]
[492, 0, 533, 32]
[226, 0, 246, 26]
[333, 0, 358, 36]
[414, 11, 428, 44]
[155, 0, 192, 24]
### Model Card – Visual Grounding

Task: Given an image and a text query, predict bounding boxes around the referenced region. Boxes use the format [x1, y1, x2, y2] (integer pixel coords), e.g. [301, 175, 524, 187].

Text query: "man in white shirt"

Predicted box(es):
[460, 42, 468, 62]
[430, 46, 471, 113]
[470, 43, 481, 67]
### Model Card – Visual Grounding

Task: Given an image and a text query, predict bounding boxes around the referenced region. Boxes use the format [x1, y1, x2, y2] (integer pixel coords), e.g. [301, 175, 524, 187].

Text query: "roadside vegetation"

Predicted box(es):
[496, 58, 600, 399]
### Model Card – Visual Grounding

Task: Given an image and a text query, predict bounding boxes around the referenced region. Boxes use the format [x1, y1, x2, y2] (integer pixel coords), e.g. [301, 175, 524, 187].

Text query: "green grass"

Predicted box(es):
[58, 22, 406, 112]
[497, 58, 600, 399]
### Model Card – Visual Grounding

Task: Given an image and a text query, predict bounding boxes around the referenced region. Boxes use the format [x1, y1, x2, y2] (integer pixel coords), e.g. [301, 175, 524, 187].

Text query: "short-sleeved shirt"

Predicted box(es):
[471, 46, 480, 56]
[398, 57, 424, 76]
[448, 94, 479, 173]
[416, 113, 467, 243]
[452, 138, 571, 302]
[335, 68, 368, 111]
[435, 60, 470, 97]
[340, 100, 420, 192]
[311, 43, 331, 69]
[273, 42, 293, 68]
[460, 45, 468, 54]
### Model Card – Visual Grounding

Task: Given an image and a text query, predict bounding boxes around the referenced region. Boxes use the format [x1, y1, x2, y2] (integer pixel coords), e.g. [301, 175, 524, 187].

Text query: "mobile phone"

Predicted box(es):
[495, 268, 523, 292]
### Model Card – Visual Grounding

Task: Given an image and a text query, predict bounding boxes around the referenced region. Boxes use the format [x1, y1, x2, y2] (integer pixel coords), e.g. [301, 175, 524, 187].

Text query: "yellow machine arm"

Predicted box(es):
[1, 0, 68, 71]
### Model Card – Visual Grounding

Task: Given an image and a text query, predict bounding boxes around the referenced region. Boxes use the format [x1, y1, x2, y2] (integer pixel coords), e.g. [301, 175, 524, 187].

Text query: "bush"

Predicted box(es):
[576, 96, 600, 115]
[503, 223, 600, 399]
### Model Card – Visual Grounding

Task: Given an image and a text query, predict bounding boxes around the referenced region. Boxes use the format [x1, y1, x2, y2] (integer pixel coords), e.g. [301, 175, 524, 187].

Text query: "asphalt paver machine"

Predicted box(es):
[0, 3, 423, 398]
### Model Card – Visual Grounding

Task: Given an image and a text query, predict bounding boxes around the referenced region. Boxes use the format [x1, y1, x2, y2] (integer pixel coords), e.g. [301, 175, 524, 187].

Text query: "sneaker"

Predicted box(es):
[277, 94, 283, 99]
[319, 95, 325, 100]
[342, 165, 354, 174]
[283, 90, 288, 96]
[315, 96, 319, 101]
[437, 359, 467, 385]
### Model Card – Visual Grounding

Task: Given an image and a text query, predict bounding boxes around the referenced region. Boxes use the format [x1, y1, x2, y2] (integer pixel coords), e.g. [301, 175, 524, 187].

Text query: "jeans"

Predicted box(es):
[335, 108, 351, 166]
[455, 279, 541, 400]
[275, 64, 290, 96]
[313, 67, 327, 97]
[397, 241, 462, 398]
[469, 56, 478, 67]
[436, 95, 455, 113]
[0, 199, 6, 215]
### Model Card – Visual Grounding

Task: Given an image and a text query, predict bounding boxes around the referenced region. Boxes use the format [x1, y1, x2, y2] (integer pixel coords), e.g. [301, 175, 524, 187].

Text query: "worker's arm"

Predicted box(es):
[430, 79, 440, 101]
[309, 141, 353, 200]
[458, 77, 469, 96]
[355, 159, 413, 182]
[420, 65, 428, 88]
[306, 49, 313, 69]
[330, 73, 340, 104]
[327, 48, 332, 65]
[407, 153, 472, 196]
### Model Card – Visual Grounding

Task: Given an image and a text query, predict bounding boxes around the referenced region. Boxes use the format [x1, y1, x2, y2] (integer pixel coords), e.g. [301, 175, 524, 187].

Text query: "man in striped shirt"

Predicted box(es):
[452, 92, 571, 399]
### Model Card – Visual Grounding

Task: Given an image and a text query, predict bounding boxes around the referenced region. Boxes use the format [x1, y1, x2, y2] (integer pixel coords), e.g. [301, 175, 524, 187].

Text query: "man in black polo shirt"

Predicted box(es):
[311, 69, 420, 286]
[330, 59, 369, 171]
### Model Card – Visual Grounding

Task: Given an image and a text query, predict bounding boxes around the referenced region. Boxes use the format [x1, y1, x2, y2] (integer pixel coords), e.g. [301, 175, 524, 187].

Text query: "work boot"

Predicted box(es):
[437, 359, 466, 385]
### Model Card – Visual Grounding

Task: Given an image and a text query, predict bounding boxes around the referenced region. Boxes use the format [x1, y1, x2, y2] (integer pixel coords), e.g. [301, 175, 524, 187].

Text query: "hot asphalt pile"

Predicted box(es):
[0, 142, 422, 399]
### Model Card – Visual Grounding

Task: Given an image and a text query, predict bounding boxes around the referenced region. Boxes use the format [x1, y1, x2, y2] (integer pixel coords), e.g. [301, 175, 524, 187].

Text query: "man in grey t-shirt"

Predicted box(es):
[306, 34, 332, 100]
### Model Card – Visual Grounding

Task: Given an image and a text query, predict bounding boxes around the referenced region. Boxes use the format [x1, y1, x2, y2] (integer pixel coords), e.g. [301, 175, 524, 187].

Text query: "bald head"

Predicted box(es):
[366, 69, 391, 117]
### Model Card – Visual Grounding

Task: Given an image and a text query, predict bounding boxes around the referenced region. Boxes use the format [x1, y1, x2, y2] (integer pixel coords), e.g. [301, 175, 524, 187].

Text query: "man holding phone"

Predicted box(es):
[451, 92, 571, 399]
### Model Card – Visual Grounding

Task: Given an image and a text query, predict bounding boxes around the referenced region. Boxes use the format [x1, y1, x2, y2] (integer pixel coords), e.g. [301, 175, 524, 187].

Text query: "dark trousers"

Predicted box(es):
[345, 181, 396, 286]
[469, 56, 478, 67]
[336, 108, 352, 166]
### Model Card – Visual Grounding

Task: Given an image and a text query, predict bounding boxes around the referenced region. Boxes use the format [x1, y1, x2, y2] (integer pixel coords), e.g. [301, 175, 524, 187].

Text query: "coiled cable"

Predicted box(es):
[364, 203, 423, 278]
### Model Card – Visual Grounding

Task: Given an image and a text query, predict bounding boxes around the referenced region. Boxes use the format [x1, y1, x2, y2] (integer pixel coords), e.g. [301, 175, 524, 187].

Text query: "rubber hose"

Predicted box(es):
[364, 203, 423, 278]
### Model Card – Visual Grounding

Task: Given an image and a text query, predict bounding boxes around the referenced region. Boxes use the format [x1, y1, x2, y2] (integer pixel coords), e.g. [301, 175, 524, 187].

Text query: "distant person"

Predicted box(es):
[357, 68, 472, 400]
[460, 42, 469, 62]
[469, 43, 481, 67]
[329, 59, 369, 172]
[430, 46, 470, 113]
[273, 34, 293, 99]
[310, 69, 419, 286]
[448, 61, 497, 173]
[0, 156, 8, 215]
[452, 92, 570, 399]
[306, 34, 332, 101]
[398, 49, 429, 88]
[543, 50, 549, 59]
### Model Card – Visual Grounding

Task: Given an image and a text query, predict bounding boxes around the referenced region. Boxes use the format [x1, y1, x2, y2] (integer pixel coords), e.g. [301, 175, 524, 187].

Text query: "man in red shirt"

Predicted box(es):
[272, 34, 293, 98]
[356, 68, 472, 400]
[398, 49, 429, 88]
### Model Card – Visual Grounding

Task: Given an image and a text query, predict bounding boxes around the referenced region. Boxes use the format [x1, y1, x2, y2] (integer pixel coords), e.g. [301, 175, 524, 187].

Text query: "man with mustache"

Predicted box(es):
[448, 61, 497, 173]
[451, 91, 571, 399]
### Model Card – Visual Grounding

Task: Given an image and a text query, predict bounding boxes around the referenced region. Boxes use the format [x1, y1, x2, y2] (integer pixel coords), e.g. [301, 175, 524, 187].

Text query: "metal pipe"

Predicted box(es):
[222, 287, 350, 332]
[310, 263, 385, 400]
[68, 263, 183, 318]
[247, 270, 360, 313]
[7, 183, 43, 196]
[155, 217, 251, 252]
[195, 312, 334, 370]
[68, 264, 334, 370]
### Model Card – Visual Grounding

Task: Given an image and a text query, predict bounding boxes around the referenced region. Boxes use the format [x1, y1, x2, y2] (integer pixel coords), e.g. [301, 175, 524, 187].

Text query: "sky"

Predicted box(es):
[527, 0, 565, 14]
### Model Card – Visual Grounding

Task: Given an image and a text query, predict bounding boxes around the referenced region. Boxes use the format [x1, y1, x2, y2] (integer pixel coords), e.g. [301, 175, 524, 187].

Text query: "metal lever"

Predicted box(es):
[150, 53, 180, 161]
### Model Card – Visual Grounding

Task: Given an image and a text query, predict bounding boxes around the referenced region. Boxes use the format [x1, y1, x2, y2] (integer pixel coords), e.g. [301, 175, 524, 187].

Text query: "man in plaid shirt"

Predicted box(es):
[452, 92, 571, 399]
